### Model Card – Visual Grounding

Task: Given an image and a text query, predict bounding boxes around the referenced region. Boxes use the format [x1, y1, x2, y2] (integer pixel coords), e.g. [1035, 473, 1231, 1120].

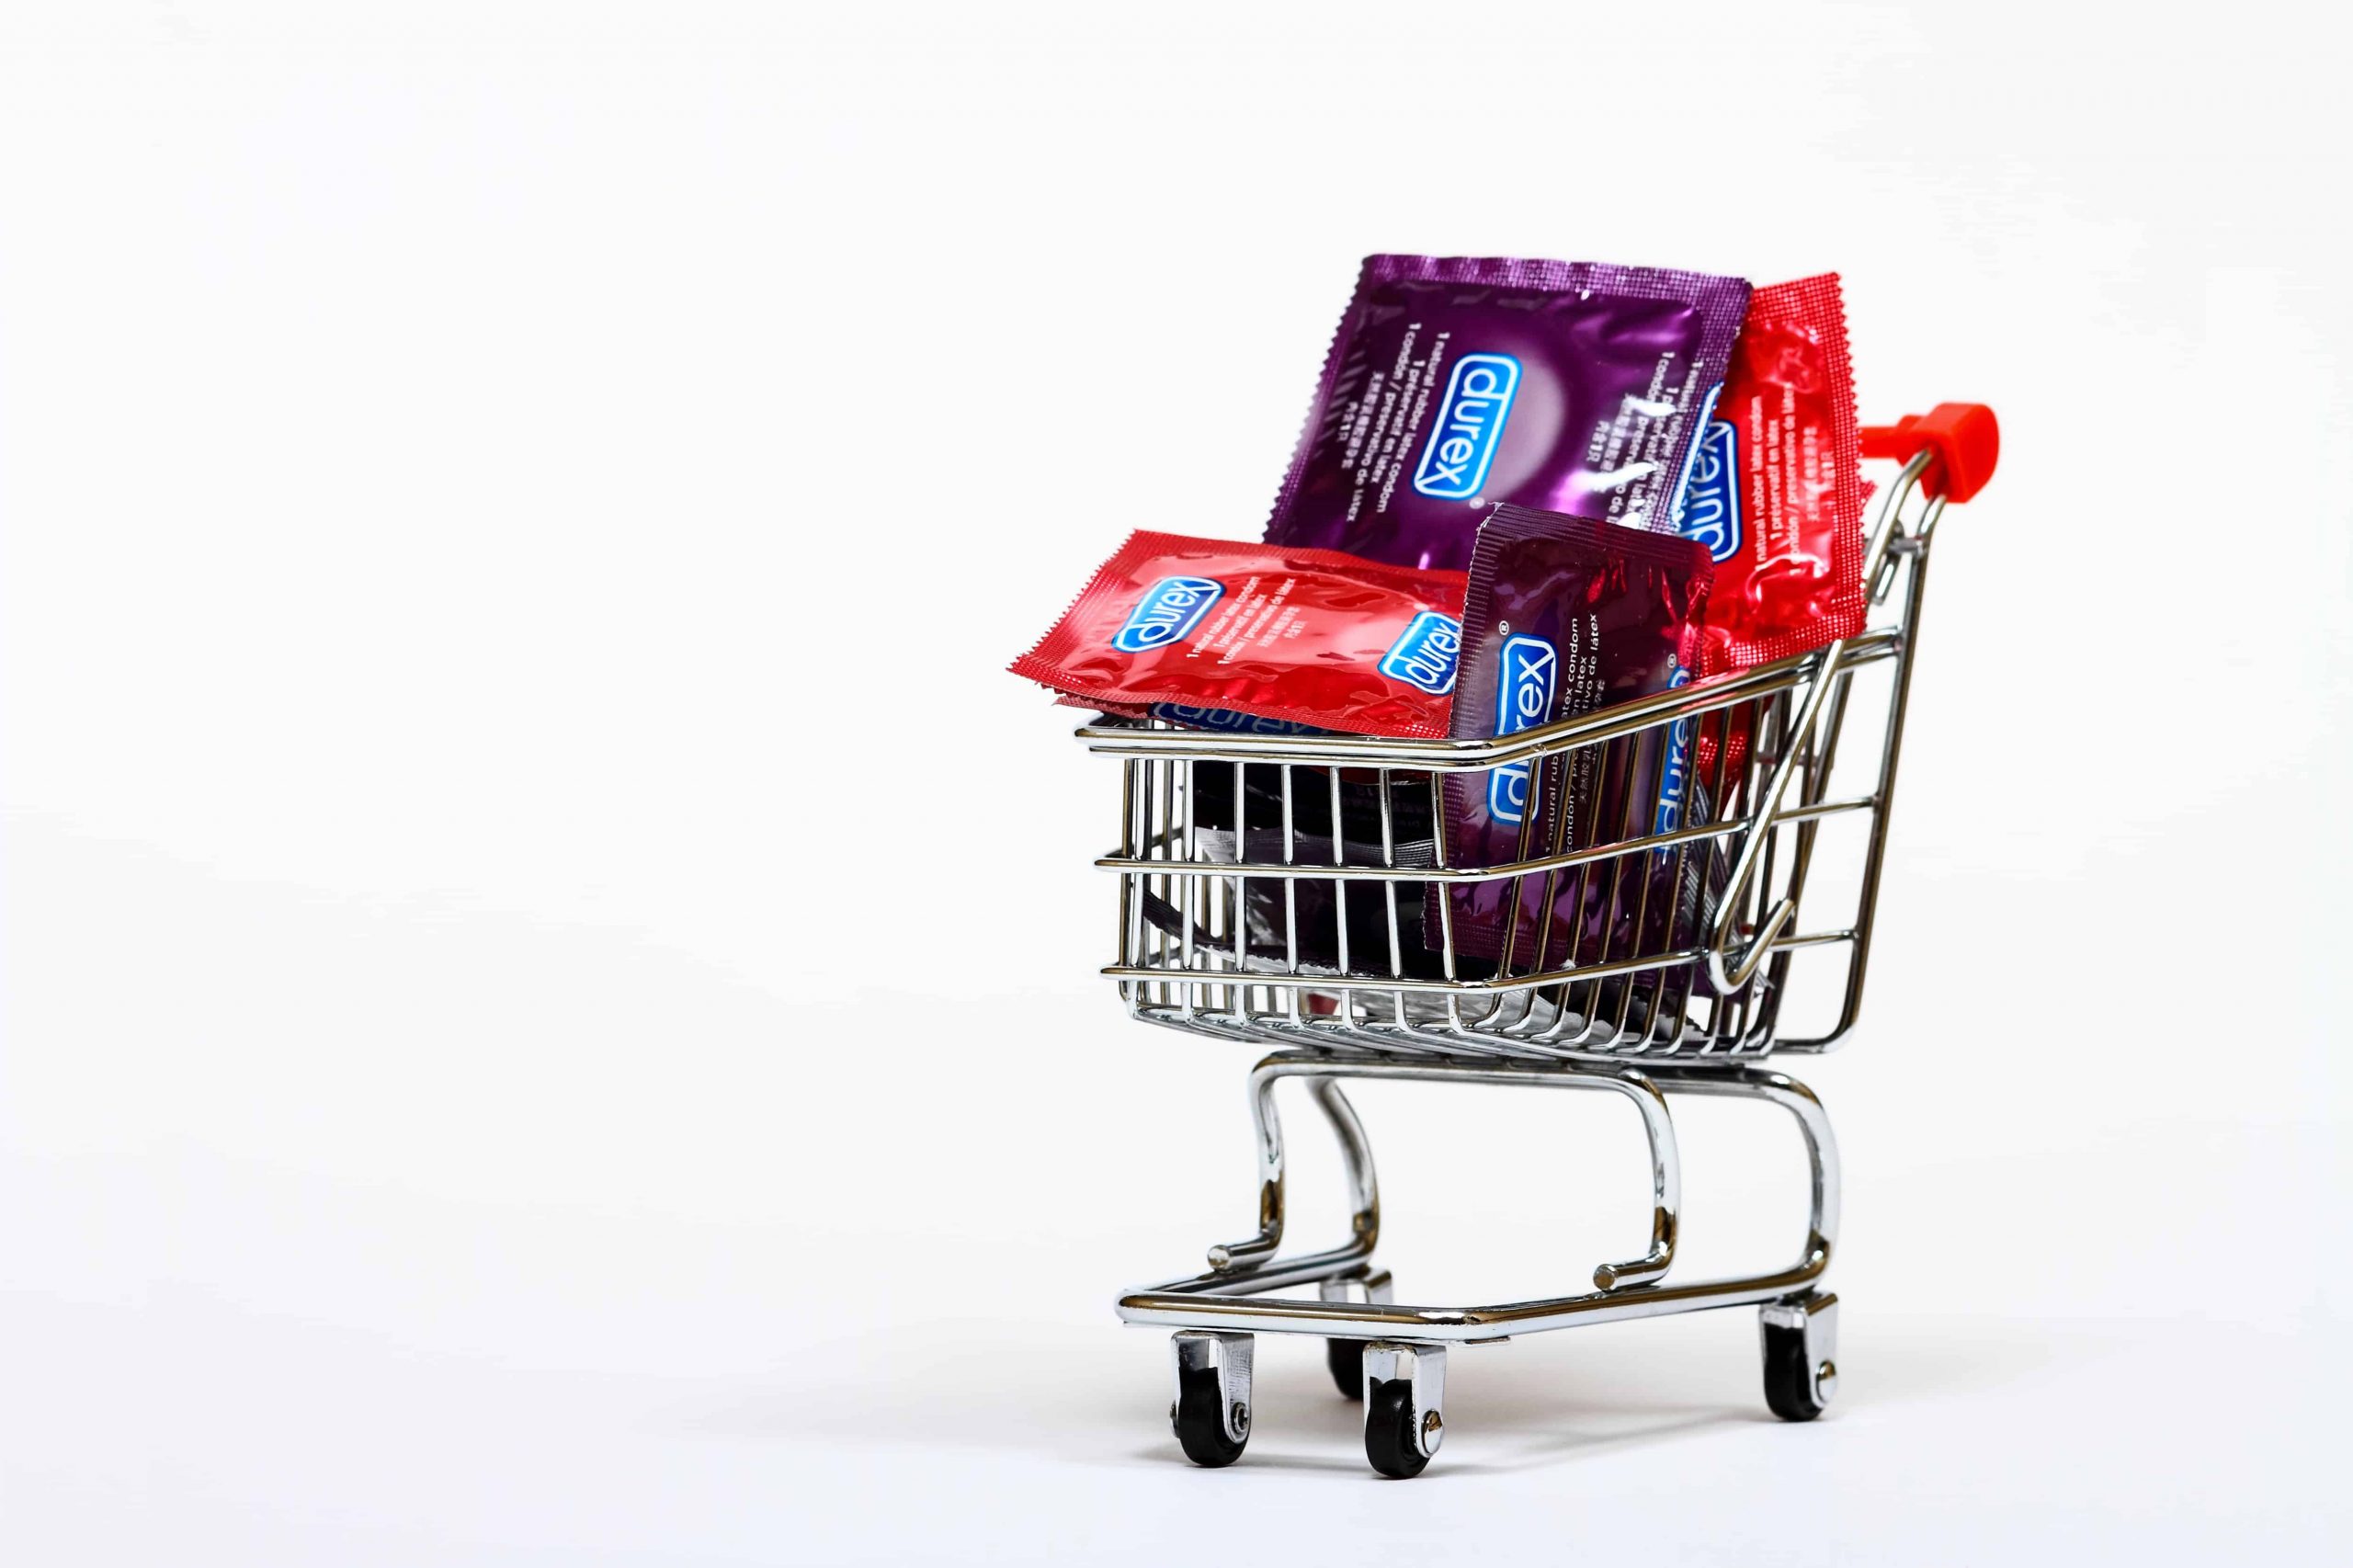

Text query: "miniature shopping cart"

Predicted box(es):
[1072, 404, 1997, 1477]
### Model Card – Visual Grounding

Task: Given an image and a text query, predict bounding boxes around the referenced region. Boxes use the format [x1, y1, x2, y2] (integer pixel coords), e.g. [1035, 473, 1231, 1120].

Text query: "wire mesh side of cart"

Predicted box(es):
[1082, 452, 1949, 1064]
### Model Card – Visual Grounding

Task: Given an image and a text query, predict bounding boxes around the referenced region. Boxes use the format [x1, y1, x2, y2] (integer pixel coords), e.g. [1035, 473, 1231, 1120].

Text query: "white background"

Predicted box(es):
[3, 4, 2348, 1562]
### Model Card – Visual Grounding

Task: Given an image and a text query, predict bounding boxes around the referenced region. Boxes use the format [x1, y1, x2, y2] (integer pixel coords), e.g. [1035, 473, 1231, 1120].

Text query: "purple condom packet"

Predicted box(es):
[1434, 506, 1713, 970]
[1265, 256, 1751, 573]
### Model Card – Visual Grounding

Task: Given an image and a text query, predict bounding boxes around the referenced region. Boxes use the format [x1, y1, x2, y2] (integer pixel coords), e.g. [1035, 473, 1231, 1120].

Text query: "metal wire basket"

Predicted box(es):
[1083, 446, 1949, 1064]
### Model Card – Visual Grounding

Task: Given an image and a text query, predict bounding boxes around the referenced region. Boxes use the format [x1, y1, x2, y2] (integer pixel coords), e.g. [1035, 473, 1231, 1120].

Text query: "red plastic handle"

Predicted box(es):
[1859, 402, 1998, 503]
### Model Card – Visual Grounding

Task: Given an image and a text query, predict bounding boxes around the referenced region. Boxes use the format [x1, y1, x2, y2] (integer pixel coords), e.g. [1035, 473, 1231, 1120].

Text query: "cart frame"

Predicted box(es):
[1074, 412, 1987, 1475]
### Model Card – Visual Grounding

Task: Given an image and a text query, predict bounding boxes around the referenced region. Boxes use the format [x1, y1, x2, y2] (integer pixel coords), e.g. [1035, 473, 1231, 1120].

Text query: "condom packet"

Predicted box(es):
[1264, 255, 1750, 574]
[1010, 531, 1467, 738]
[1681, 274, 1865, 676]
[1434, 506, 1713, 970]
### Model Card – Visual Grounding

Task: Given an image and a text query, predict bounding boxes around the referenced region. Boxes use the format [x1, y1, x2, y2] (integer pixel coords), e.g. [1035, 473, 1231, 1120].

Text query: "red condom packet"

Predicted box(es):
[1683, 275, 1865, 676]
[1010, 531, 1467, 739]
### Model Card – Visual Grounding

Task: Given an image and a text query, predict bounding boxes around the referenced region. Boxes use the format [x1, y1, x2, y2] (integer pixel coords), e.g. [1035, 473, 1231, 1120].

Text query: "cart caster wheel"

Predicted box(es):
[1326, 1338, 1367, 1399]
[1361, 1342, 1444, 1479]
[1169, 1332, 1253, 1468]
[1364, 1381, 1429, 1477]
[1759, 1291, 1838, 1423]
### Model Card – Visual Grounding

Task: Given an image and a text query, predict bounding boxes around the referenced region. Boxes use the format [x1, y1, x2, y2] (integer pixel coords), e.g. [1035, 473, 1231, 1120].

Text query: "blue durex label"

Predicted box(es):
[1411, 353, 1521, 500]
[1379, 610, 1462, 696]
[1150, 704, 1326, 737]
[1487, 634, 1556, 826]
[1651, 664, 1694, 848]
[1112, 575, 1223, 653]
[1674, 407, 1743, 564]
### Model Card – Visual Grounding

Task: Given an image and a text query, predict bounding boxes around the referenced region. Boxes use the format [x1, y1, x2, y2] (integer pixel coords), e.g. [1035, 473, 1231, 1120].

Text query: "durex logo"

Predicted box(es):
[1677, 418, 1743, 563]
[1487, 634, 1556, 826]
[1411, 353, 1521, 500]
[1379, 610, 1462, 696]
[1112, 575, 1222, 653]
[1651, 664, 1694, 847]
[1151, 704, 1325, 737]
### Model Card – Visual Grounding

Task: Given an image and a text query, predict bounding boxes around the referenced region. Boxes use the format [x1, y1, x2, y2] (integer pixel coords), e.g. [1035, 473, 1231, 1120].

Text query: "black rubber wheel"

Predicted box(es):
[1761, 1322, 1827, 1422]
[1172, 1364, 1248, 1467]
[1326, 1338, 1366, 1399]
[1363, 1378, 1431, 1479]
